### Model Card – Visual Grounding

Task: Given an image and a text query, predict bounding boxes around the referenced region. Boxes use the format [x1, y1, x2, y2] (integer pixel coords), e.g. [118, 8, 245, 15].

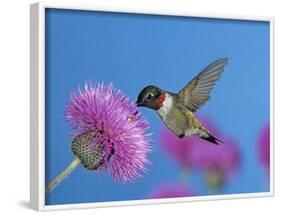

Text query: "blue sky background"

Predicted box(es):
[45, 9, 270, 205]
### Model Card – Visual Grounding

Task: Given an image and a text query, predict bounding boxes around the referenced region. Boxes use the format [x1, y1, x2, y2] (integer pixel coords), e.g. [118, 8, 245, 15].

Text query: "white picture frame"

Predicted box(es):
[30, 1, 274, 211]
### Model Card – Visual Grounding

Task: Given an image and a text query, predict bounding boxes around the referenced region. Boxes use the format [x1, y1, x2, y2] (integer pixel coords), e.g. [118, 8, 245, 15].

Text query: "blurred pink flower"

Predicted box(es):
[257, 122, 270, 175]
[149, 183, 194, 199]
[160, 116, 240, 190]
[191, 136, 240, 179]
[160, 128, 197, 169]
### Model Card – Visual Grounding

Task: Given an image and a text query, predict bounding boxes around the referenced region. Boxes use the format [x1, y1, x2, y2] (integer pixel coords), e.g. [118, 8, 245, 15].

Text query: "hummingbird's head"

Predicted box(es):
[136, 86, 165, 110]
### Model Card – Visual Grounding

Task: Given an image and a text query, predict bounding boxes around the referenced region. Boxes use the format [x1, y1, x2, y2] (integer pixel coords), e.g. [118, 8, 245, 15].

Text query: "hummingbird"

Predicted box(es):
[136, 58, 228, 145]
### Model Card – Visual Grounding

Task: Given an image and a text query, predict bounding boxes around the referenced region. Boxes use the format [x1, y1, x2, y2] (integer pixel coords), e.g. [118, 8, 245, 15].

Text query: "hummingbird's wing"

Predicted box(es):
[178, 58, 228, 112]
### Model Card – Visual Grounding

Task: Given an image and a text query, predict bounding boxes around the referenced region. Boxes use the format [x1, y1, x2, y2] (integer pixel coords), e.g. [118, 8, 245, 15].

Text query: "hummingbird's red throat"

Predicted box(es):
[155, 92, 166, 108]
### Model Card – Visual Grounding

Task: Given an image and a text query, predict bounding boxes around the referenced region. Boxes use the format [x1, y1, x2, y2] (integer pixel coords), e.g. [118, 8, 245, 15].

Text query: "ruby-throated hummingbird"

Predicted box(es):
[136, 58, 228, 145]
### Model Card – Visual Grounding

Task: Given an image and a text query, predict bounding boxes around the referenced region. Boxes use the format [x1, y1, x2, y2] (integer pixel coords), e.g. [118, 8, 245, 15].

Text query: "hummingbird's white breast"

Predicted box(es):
[157, 93, 173, 119]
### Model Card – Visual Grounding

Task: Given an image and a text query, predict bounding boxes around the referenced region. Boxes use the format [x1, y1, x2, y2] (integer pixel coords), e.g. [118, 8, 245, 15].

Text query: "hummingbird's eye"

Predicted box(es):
[146, 93, 153, 101]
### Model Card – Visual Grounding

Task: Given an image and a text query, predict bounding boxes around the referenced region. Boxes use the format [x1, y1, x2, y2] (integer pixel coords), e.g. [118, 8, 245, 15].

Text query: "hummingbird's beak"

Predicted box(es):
[136, 100, 143, 107]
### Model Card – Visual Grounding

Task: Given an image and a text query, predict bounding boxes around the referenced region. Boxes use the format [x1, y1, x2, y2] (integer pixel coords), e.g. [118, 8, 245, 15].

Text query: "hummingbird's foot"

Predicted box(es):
[177, 134, 185, 139]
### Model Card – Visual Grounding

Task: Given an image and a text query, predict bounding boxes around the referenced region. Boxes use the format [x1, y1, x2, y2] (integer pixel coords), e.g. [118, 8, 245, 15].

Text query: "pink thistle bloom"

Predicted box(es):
[257, 122, 270, 175]
[149, 183, 194, 199]
[65, 82, 151, 183]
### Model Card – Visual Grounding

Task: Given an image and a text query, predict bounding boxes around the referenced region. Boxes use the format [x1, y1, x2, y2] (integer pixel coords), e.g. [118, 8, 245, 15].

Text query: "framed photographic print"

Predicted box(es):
[30, 1, 274, 211]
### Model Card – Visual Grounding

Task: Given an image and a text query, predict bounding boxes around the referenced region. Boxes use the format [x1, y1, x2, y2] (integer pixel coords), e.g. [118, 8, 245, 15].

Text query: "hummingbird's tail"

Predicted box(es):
[196, 123, 224, 145]
[199, 132, 224, 145]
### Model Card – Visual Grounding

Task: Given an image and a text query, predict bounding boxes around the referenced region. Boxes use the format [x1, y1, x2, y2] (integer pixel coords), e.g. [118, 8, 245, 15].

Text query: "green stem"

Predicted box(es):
[179, 168, 190, 184]
[45, 156, 81, 194]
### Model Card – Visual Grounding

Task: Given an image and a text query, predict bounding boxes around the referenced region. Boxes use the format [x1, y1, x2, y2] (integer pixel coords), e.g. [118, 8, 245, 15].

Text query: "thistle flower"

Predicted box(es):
[257, 122, 270, 176]
[46, 82, 151, 193]
[149, 183, 194, 199]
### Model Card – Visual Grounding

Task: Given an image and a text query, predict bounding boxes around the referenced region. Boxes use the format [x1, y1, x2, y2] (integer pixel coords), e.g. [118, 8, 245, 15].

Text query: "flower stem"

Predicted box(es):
[45, 156, 81, 194]
[179, 168, 190, 184]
